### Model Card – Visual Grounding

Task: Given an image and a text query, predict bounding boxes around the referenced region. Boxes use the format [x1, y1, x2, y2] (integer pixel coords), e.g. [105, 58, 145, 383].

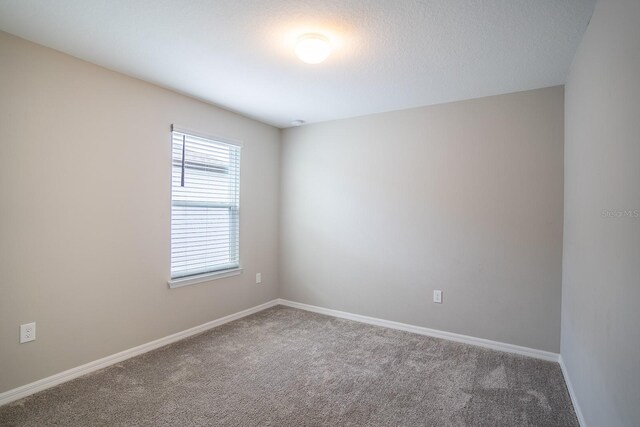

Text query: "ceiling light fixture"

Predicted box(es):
[290, 120, 305, 127]
[295, 33, 332, 64]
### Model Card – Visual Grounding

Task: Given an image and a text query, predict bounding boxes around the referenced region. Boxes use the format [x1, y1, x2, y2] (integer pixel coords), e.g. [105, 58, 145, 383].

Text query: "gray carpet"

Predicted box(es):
[0, 305, 577, 426]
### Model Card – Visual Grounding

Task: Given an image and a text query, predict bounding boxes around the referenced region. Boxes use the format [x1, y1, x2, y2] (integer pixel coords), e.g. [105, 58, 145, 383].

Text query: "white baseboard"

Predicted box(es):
[0, 299, 279, 407]
[277, 299, 559, 362]
[559, 355, 586, 427]
[0, 298, 564, 409]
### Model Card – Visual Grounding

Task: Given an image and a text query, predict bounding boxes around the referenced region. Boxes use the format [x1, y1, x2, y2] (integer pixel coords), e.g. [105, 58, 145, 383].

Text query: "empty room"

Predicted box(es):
[0, 0, 638, 426]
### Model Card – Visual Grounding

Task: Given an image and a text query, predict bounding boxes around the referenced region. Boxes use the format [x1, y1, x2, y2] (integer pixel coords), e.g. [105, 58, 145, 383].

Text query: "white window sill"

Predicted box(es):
[168, 268, 243, 289]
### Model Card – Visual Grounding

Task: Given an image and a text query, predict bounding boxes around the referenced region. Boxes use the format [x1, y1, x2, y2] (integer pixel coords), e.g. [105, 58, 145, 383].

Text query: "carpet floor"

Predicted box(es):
[0, 305, 577, 426]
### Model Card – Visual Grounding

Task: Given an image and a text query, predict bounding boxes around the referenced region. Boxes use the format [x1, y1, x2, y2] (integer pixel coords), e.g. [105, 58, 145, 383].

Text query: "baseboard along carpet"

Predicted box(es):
[0, 305, 577, 426]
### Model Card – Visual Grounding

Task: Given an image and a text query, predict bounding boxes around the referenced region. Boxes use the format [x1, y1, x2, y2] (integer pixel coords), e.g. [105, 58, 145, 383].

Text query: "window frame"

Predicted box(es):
[167, 125, 243, 288]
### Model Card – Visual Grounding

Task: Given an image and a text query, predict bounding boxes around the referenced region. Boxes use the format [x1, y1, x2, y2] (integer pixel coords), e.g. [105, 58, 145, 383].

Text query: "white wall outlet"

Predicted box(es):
[433, 290, 443, 304]
[20, 322, 36, 343]
[256, 273, 262, 284]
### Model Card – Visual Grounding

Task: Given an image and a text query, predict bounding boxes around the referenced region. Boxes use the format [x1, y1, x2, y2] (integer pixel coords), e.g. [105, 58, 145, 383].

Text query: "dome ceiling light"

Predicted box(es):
[295, 33, 332, 64]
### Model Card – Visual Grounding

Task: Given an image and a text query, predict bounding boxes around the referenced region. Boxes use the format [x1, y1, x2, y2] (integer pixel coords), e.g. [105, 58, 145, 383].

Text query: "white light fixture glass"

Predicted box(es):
[295, 33, 332, 64]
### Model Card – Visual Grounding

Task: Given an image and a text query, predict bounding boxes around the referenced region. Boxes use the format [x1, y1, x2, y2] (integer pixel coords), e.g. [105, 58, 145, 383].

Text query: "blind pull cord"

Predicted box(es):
[180, 134, 186, 187]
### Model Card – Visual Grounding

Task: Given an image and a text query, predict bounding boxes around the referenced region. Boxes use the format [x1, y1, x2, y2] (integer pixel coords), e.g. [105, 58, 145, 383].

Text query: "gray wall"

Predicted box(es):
[562, 0, 640, 425]
[280, 87, 565, 353]
[0, 32, 281, 393]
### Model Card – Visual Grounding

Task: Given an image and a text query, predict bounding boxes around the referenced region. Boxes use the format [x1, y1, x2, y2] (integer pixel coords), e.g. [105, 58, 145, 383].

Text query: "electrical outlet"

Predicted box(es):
[256, 273, 262, 284]
[433, 290, 443, 304]
[20, 322, 36, 343]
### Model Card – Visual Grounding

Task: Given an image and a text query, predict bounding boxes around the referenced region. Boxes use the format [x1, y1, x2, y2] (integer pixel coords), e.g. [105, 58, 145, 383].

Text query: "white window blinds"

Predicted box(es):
[170, 128, 241, 279]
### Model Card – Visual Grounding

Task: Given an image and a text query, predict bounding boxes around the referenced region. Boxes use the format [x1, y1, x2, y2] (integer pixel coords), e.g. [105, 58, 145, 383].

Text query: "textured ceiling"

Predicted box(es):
[0, 0, 595, 128]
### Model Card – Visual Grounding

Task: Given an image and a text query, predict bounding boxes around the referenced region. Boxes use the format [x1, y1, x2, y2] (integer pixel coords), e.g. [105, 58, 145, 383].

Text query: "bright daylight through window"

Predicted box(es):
[170, 127, 241, 281]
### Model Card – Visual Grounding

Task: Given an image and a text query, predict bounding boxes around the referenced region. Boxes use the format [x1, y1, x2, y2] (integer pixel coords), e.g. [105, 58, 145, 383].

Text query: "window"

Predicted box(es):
[170, 126, 241, 284]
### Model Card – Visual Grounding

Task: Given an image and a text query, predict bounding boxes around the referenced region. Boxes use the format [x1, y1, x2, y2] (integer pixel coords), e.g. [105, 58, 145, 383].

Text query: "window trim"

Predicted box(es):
[168, 124, 243, 288]
[167, 267, 243, 289]
[171, 125, 243, 148]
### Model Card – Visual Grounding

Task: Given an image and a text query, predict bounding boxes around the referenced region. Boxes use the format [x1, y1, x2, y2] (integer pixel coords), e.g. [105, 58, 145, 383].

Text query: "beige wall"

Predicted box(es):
[0, 25, 574, 396]
[562, 0, 640, 425]
[280, 87, 564, 352]
[0, 31, 281, 393]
